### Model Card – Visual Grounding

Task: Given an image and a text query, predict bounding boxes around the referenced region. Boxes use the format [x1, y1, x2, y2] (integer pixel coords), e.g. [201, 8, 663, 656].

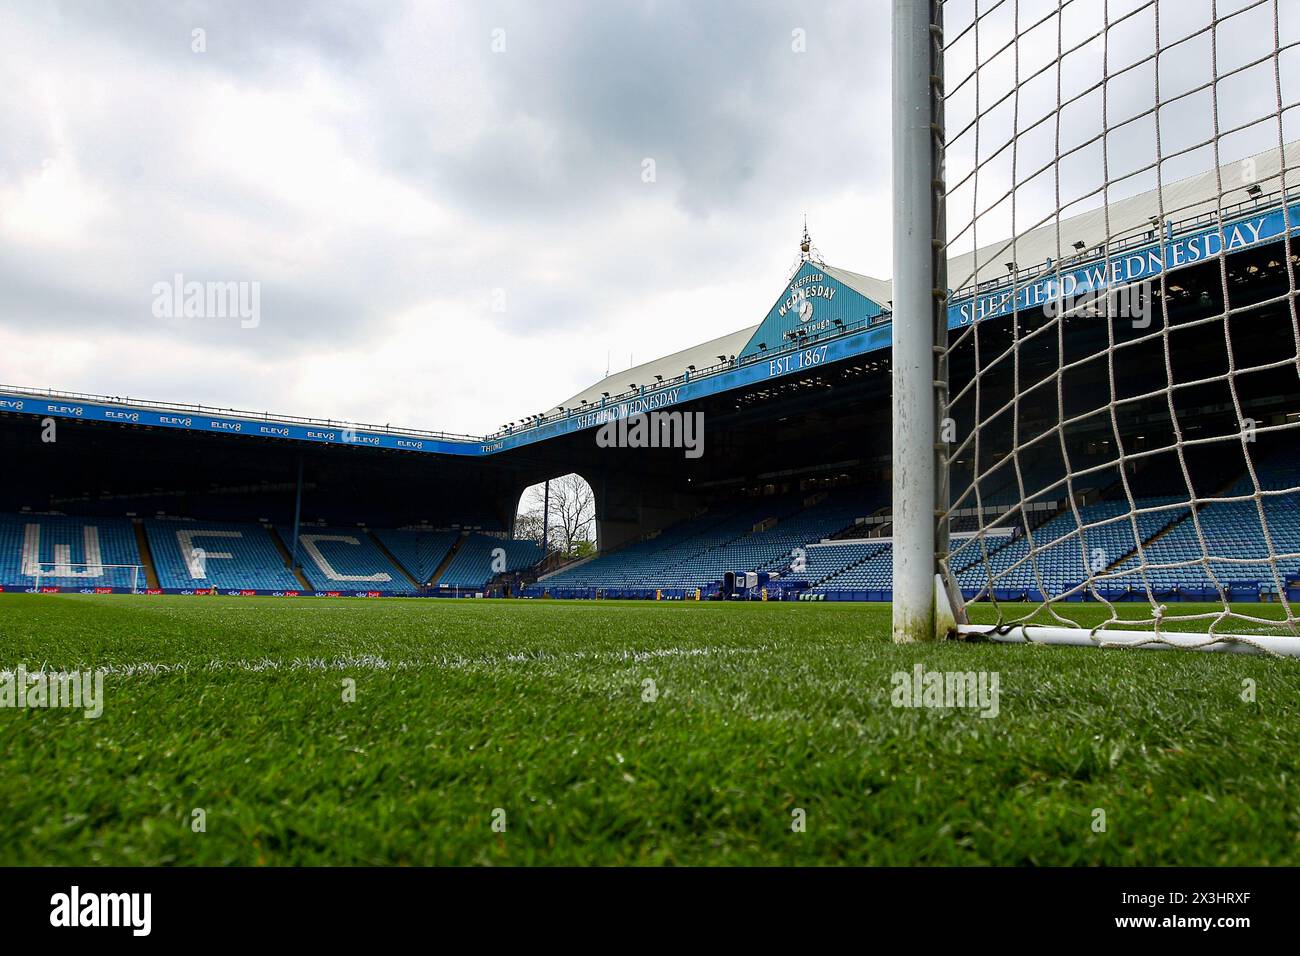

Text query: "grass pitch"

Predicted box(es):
[2, 593, 1299, 866]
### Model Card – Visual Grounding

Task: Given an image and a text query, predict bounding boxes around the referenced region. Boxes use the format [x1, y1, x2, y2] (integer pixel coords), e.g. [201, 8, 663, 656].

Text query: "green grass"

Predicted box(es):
[1, 593, 1299, 865]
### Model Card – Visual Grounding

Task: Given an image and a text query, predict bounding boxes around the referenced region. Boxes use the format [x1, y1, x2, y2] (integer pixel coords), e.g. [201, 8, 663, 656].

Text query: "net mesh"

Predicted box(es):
[937, 0, 1300, 646]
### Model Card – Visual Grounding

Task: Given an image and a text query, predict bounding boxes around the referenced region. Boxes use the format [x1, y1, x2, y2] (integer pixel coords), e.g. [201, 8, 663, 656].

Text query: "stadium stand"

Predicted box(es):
[1106, 461, 1300, 595]
[0, 514, 142, 589]
[146, 519, 302, 591]
[939, 450, 1300, 600]
[436, 533, 544, 591]
[371, 528, 461, 585]
[538, 489, 883, 592]
[786, 540, 890, 588]
[277, 525, 420, 593]
[0, 511, 546, 594]
[803, 543, 894, 593]
[4, 445, 1299, 599]
[523, 441, 1300, 601]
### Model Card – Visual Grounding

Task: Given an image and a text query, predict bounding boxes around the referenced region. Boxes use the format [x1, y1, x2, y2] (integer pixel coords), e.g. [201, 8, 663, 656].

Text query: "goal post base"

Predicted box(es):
[957, 623, 1300, 657]
[893, 575, 962, 644]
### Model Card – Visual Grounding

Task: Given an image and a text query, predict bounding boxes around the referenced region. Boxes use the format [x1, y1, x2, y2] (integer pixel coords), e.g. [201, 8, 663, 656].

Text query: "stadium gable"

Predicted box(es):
[733, 260, 889, 363]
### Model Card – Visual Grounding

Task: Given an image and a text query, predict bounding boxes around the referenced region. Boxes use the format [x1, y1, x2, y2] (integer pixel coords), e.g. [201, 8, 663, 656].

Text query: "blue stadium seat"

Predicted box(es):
[0, 514, 142, 589]
[146, 519, 302, 590]
[540, 490, 883, 591]
[436, 534, 543, 590]
[372, 528, 460, 585]
[278, 526, 418, 593]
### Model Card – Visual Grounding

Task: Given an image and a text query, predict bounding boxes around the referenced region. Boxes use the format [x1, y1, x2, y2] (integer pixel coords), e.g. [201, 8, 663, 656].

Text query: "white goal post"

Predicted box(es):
[892, 0, 958, 645]
[891, 0, 1300, 655]
[31, 563, 142, 592]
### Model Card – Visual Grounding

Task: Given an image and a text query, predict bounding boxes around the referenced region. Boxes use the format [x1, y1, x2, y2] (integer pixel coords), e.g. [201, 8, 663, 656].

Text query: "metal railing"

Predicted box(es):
[0, 383, 484, 443]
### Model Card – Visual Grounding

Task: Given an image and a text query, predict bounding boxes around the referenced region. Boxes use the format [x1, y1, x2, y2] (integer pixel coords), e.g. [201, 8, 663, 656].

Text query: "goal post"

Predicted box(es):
[892, 0, 960, 643]
[892, 0, 1300, 655]
[31, 563, 141, 592]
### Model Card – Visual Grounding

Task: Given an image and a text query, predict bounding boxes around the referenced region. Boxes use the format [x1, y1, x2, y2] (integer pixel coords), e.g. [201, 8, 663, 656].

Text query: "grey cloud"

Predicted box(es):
[43, 0, 391, 75]
[0, 0, 893, 430]
[373, 1, 890, 217]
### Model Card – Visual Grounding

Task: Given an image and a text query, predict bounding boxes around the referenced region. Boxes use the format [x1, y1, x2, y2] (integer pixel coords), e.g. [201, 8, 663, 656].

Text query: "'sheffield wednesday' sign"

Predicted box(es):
[950, 202, 1300, 327]
[571, 387, 685, 431]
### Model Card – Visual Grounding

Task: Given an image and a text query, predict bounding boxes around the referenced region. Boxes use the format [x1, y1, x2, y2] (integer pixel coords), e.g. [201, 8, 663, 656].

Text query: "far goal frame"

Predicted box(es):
[31, 563, 142, 592]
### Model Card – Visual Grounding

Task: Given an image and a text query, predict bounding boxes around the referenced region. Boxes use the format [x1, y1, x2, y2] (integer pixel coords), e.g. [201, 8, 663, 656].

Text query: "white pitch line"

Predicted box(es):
[0, 642, 811, 679]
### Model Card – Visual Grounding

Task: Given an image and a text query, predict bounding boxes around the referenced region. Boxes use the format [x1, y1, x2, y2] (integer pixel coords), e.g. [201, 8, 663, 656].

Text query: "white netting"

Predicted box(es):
[937, 0, 1300, 646]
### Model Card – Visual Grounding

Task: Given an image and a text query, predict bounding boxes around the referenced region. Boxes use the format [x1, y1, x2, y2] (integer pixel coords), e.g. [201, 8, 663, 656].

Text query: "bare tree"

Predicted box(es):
[516, 473, 595, 557]
[548, 473, 595, 555]
[513, 505, 546, 545]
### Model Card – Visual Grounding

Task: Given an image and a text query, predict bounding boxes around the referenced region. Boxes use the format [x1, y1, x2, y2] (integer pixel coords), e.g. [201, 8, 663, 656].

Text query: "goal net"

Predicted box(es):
[893, 0, 1300, 654]
[31, 563, 142, 592]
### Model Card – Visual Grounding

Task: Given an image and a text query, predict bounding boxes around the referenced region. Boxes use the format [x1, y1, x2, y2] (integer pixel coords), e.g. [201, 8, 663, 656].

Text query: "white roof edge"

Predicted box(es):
[553, 324, 758, 411]
[821, 263, 894, 309]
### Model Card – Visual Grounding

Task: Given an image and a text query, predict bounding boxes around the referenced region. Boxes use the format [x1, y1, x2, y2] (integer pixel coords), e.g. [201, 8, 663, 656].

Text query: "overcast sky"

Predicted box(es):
[2, 0, 1293, 437]
[0, 0, 895, 435]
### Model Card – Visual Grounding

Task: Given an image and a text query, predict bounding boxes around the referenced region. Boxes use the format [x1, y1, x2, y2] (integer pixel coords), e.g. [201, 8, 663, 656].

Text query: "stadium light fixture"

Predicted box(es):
[654, 374, 663, 382]
[1072, 240, 1086, 251]
[1004, 261, 1016, 273]
[717, 355, 728, 364]
[601, 391, 609, 398]
[687, 365, 695, 371]
[758, 342, 767, 351]
[1247, 183, 1263, 197]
